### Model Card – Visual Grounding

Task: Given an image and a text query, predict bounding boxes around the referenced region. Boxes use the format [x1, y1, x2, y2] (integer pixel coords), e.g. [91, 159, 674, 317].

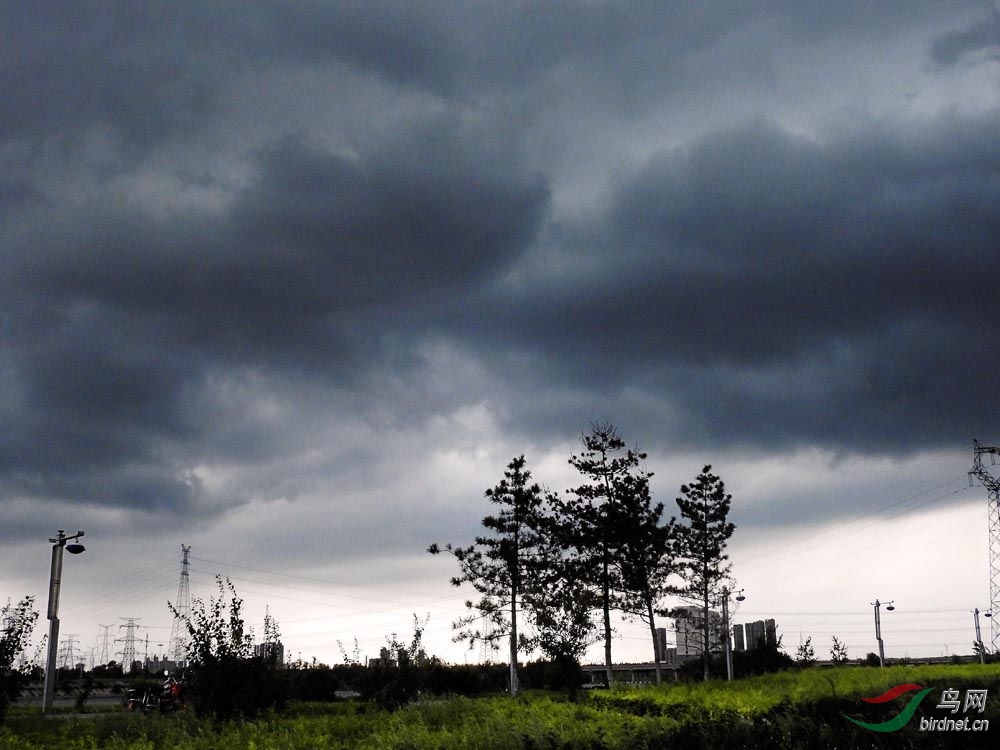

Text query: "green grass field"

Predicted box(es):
[2, 663, 998, 749]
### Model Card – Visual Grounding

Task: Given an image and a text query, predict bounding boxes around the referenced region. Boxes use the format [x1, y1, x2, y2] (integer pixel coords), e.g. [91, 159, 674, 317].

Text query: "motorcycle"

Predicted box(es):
[125, 685, 159, 712]
[159, 673, 188, 711]
[125, 672, 187, 713]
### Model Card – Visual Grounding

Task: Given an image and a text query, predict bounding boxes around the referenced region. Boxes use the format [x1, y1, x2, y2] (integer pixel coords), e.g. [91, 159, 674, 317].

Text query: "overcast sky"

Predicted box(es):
[4, 1, 1000, 668]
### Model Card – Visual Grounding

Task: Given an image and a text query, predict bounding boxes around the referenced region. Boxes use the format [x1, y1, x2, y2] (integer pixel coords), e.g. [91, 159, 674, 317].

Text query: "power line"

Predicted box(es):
[737, 475, 969, 570]
[738, 483, 970, 576]
[760, 499, 980, 586]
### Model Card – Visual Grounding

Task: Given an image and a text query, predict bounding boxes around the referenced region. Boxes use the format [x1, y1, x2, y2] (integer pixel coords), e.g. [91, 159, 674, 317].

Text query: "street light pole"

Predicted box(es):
[42, 530, 85, 713]
[721, 588, 745, 681]
[973, 608, 988, 665]
[871, 598, 894, 668]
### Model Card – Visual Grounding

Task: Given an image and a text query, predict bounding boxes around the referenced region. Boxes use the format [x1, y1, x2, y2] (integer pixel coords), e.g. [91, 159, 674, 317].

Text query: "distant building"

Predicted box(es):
[656, 627, 668, 660]
[672, 605, 723, 657]
[733, 623, 746, 652]
[254, 641, 285, 666]
[741, 619, 778, 650]
[765, 619, 777, 647]
[745, 620, 765, 650]
[368, 646, 397, 668]
[143, 654, 182, 674]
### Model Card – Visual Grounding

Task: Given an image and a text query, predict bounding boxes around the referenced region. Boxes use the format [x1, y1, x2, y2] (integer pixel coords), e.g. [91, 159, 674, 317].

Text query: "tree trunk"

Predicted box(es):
[602, 555, 613, 687]
[702, 576, 711, 682]
[646, 597, 662, 684]
[510, 589, 519, 696]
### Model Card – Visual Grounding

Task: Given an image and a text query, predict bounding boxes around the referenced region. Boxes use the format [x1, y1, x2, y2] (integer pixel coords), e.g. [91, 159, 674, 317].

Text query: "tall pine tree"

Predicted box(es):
[616, 468, 676, 683]
[669, 465, 736, 682]
[563, 423, 652, 686]
[428, 455, 547, 695]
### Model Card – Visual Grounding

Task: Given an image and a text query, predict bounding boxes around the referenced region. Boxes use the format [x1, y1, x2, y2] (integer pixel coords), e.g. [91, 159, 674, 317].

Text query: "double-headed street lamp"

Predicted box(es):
[871, 598, 894, 667]
[42, 530, 86, 713]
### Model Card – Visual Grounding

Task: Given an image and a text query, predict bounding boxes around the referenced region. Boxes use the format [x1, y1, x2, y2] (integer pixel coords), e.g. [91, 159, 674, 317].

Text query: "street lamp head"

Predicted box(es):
[885, 603, 895, 612]
[986, 610, 993, 619]
[65, 543, 85, 554]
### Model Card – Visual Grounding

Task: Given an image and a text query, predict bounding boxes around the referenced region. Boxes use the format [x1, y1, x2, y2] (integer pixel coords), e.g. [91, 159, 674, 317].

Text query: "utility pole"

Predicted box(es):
[969, 440, 1000, 652]
[720, 588, 745, 681]
[872, 599, 894, 667]
[973, 607, 986, 664]
[42, 529, 86, 713]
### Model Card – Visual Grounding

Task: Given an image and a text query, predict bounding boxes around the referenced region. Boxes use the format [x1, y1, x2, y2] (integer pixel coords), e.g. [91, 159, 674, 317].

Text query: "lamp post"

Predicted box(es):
[871, 598, 894, 668]
[721, 587, 745, 681]
[42, 530, 85, 713]
[973, 608, 992, 664]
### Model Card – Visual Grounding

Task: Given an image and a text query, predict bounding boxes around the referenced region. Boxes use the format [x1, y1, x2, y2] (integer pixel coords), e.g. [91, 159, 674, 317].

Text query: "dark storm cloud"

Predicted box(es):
[445, 115, 1000, 453]
[6, 123, 547, 360]
[4, 0, 966, 149]
[932, 9, 1000, 65]
[233, 129, 548, 309]
[0, 2, 226, 148]
[0, 111, 548, 515]
[3, 0, 999, 539]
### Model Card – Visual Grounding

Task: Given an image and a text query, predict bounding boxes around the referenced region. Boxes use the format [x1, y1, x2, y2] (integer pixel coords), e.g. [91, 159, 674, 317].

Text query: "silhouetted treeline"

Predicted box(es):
[284, 659, 583, 707]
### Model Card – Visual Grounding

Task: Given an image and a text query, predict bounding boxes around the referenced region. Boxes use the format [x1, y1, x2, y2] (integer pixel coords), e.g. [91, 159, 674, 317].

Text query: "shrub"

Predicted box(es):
[169, 576, 288, 720]
[0, 596, 38, 724]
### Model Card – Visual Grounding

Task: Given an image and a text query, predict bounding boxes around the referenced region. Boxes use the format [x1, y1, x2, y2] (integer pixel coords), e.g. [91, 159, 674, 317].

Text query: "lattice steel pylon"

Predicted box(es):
[96, 624, 114, 667]
[970, 439, 1000, 652]
[117, 618, 141, 672]
[167, 544, 191, 667]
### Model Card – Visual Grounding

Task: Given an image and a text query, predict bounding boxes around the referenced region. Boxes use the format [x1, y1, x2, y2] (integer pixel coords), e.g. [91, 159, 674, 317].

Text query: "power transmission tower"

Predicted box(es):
[117, 618, 142, 672]
[970, 439, 1000, 651]
[58, 633, 79, 669]
[167, 544, 192, 667]
[480, 615, 493, 665]
[96, 624, 114, 666]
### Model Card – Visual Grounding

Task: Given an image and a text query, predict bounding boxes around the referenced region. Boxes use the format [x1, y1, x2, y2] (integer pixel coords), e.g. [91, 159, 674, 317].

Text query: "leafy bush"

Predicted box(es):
[0, 597, 38, 724]
[168, 576, 288, 720]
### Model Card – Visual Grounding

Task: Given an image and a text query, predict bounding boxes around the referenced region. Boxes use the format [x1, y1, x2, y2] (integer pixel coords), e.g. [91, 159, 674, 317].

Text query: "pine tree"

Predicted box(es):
[562, 423, 650, 686]
[522, 552, 598, 695]
[428, 455, 548, 695]
[616, 469, 676, 683]
[669, 465, 736, 682]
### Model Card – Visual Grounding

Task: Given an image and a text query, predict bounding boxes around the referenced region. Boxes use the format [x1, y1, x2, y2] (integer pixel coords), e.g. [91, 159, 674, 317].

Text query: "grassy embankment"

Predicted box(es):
[2, 663, 998, 749]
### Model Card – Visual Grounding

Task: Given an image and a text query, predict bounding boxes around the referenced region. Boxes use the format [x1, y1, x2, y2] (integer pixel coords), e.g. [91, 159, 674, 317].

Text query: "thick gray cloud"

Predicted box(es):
[932, 7, 1000, 64]
[430, 111, 1000, 453]
[2, 0, 999, 546]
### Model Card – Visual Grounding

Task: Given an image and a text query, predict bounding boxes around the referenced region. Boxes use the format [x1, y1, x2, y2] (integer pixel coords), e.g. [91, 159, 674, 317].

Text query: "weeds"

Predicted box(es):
[1, 663, 998, 749]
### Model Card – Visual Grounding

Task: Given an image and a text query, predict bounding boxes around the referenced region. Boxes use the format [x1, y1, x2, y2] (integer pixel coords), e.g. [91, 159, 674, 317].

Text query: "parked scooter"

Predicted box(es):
[125, 685, 159, 712]
[125, 671, 187, 712]
[159, 671, 187, 711]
